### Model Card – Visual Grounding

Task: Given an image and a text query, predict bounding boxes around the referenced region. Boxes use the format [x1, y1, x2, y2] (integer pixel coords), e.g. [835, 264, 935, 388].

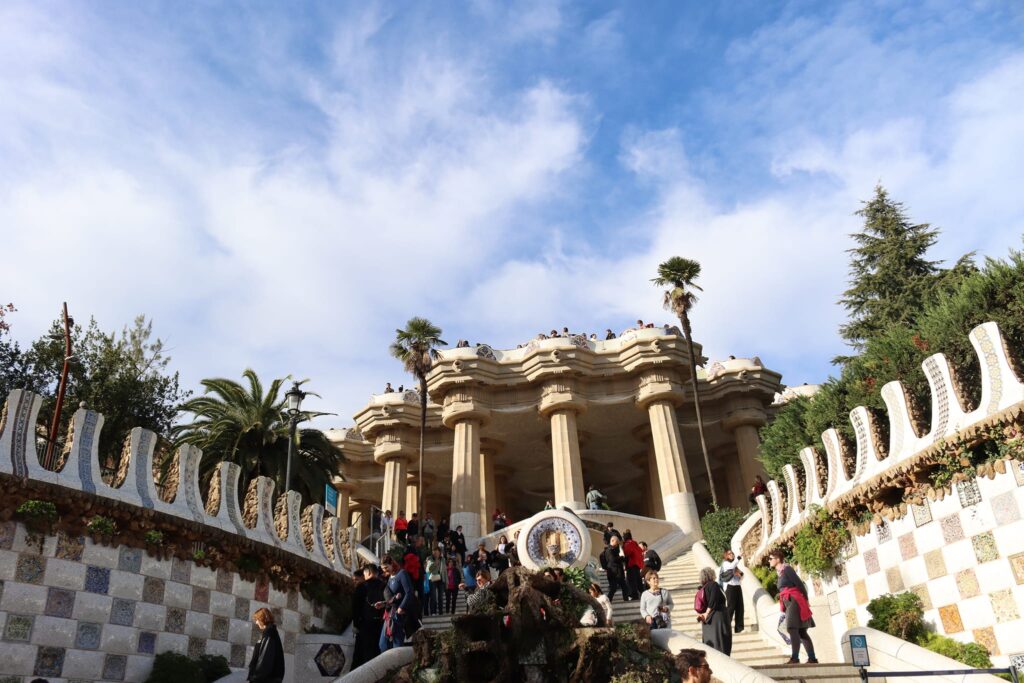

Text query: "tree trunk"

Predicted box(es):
[680, 310, 717, 508]
[418, 374, 427, 525]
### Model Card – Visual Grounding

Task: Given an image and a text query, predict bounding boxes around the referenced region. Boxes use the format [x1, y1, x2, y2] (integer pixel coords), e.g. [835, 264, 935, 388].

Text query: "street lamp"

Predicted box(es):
[284, 382, 307, 494]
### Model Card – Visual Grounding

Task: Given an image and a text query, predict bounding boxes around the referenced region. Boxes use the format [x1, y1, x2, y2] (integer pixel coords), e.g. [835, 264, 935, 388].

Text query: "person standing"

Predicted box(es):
[351, 565, 384, 668]
[603, 522, 622, 546]
[422, 512, 436, 549]
[674, 648, 713, 683]
[378, 556, 417, 651]
[749, 476, 767, 506]
[407, 513, 419, 540]
[695, 566, 731, 655]
[444, 558, 460, 615]
[602, 536, 629, 602]
[394, 511, 408, 545]
[426, 547, 444, 616]
[640, 570, 674, 629]
[769, 549, 818, 664]
[719, 550, 744, 633]
[380, 510, 394, 549]
[622, 531, 644, 600]
[450, 525, 467, 558]
[586, 485, 606, 510]
[248, 607, 284, 683]
[640, 541, 662, 590]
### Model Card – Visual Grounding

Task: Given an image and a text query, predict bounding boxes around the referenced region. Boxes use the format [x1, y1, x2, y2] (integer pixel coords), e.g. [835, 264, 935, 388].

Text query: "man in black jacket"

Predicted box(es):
[351, 565, 385, 669]
[640, 541, 662, 590]
[449, 525, 467, 557]
[602, 536, 629, 602]
[603, 521, 622, 546]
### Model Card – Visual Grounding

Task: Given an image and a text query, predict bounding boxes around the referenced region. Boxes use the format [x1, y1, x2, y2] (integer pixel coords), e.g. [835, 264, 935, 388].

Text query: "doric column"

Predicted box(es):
[479, 448, 496, 534]
[332, 479, 358, 526]
[374, 428, 412, 517]
[539, 381, 587, 510]
[442, 388, 491, 542]
[636, 370, 700, 535]
[405, 479, 419, 517]
[722, 401, 768, 508]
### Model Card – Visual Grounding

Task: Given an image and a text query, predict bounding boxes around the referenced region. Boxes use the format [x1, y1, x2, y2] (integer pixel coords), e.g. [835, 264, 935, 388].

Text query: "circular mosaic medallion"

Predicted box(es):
[516, 510, 591, 570]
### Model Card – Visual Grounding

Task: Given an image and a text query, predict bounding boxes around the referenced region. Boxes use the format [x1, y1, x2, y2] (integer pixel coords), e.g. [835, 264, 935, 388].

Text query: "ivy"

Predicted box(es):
[791, 505, 850, 577]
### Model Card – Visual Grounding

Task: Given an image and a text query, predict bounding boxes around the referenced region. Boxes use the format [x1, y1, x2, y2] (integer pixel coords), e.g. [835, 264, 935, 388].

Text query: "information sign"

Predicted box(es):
[849, 634, 870, 667]
[325, 485, 338, 516]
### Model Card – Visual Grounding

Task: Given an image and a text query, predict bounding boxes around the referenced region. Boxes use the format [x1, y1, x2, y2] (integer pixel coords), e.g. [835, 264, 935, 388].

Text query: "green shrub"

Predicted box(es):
[16, 499, 58, 528]
[759, 396, 816, 480]
[750, 564, 778, 599]
[144, 530, 164, 545]
[87, 515, 116, 536]
[561, 566, 590, 592]
[144, 652, 204, 683]
[700, 506, 747, 558]
[866, 592, 926, 642]
[919, 633, 993, 669]
[196, 654, 230, 682]
[791, 505, 850, 577]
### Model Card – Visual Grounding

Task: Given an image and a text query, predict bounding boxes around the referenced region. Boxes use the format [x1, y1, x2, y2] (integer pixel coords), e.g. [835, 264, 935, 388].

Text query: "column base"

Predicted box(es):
[663, 492, 701, 538]
[450, 511, 481, 545]
[560, 500, 586, 511]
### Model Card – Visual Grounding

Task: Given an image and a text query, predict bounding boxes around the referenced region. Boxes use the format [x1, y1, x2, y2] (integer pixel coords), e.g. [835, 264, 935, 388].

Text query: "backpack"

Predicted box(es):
[693, 586, 707, 613]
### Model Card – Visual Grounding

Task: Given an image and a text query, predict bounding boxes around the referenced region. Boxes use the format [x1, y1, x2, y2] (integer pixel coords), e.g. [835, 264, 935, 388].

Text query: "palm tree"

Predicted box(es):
[390, 318, 446, 524]
[652, 256, 717, 508]
[171, 369, 342, 507]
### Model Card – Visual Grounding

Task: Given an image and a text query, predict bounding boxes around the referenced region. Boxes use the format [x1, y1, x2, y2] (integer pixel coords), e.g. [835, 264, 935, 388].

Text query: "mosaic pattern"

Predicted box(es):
[863, 548, 880, 574]
[170, 557, 191, 584]
[1010, 653, 1024, 674]
[188, 636, 207, 658]
[1010, 552, 1024, 585]
[33, 646, 66, 678]
[4, 613, 34, 641]
[142, 576, 165, 604]
[827, 592, 840, 615]
[973, 626, 999, 656]
[992, 490, 1021, 525]
[940, 515, 964, 543]
[77, 410, 100, 494]
[110, 597, 136, 626]
[76, 621, 102, 649]
[925, 549, 947, 579]
[255, 576, 269, 603]
[55, 531, 85, 561]
[1015, 461, 1024, 487]
[45, 587, 76, 618]
[876, 520, 892, 544]
[912, 500, 933, 527]
[165, 607, 186, 634]
[216, 568, 233, 593]
[958, 479, 983, 508]
[211, 616, 229, 641]
[973, 325, 1003, 415]
[102, 654, 127, 681]
[924, 356, 950, 442]
[235, 596, 251, 621]
[182, 445, 205, 521]
[10, 391, 34, 478]
[971, 532, 999, 563]
[835, 562, 849, 587]
[886, 567, 905, 592]
[16, 554, 46, 584]
[899, 533, 918, 560]
[137, 631, 156, 654]
[118, 547, 142, 573]
[938, 604, 964, 633]
[991, 589, 1020, 623]
[0, 520, 15, 549]
[956, 569, 980, 599]
[230, 644, 247, 668]
[135, 429, 155, 509]
[845, 609, 858, 630]
[910, 583, 932, 611]
[852, 409, 870, 476]
[314, 643, 346, 676]
[85, 565, 111, 594]
[854, 579, 868, 605]
[192, 587, 210, 613]
[882, 382, 906, 457]
[224, 462, 247, 535]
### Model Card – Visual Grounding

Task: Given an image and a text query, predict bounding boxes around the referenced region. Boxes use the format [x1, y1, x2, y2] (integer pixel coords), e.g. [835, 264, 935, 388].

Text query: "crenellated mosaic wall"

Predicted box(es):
[0, 520, 327, 682]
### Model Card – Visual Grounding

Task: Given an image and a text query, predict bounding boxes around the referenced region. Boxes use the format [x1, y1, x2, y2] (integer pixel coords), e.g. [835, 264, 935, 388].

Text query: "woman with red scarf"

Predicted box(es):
[768, 549, 818, 664]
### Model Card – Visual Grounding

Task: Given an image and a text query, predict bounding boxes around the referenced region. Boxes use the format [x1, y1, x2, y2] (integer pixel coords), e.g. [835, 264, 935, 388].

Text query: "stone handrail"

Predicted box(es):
[435, 327, 680, 364]
[731, 321, 1024, 564]
[334, 646, 414, 682]
[0, 389, 368, 578]
[649, 629, 779, 682]
[841, 627, 1005, 682]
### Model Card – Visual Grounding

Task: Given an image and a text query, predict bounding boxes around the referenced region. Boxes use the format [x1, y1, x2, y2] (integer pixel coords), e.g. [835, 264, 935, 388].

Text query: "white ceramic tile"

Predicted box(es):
[126, 653, 156, 683]
[976, 559, 1014, 593]
[228, 618, 251, 645]
[207, 638, 231, 659]
[209, 590, 235, 618]
[101, 623, 138, 655]
[163, 581, 192, 609]
[43, 557, 88, 591]
[268, 585, 289, 607]
[234, 577, 255, 600]
[192, 565, 217, 590]
[140, 553, 171, 580]
[81, 541, 120, 569]
[959, 594, 994, 631]
[282, 608, 300, 634]
[994, 519, 1024, 557]
[30, 614, 78, 647]
[133, 601, 167, 631]
[61, 648, 106, 679]
[0, 581, 48, 613]
[72, 591, 113, 622]
[0, 548, 19, 580]
[995, 621, 1024, 658]
[944, 539, 978, 574]
[185, 610, 213, 638]
[914, 521, 945, 554]
[108, 569, 145, 601]
[156, 631, 188, 655]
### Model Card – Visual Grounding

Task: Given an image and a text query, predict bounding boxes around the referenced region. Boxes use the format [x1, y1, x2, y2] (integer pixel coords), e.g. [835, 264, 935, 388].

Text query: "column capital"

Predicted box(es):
[441, 386, 491, 428]
[721, 406, 768, 432]
[372, 428, 415, 465]
[635, 369, 686, 410]
[331, 478, 359, 494]
[538, 379, 588, 417]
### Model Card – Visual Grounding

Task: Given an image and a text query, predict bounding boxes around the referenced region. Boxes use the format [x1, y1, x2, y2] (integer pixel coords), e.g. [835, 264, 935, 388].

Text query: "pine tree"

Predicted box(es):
[838, 185, 947, 356]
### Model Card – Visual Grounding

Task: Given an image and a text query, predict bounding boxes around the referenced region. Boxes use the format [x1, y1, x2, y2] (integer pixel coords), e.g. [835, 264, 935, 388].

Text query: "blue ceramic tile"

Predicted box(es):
[33, 646, 66, 677]
[102, 654, 126, 681]
[16, 554, 46, 584]
[109, 598, 136, 626]
[137, 631, 156, 654]
[117, 547, 142, 574]
[45, 587, 76, 618]
[76, 622, 102, 650]
[84, 566, 111, 594]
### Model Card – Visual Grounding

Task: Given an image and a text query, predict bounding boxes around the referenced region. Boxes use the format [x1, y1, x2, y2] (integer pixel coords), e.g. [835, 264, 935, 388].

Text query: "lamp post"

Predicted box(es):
[44, 302, 74, 470]
[284, 382, 306, 494]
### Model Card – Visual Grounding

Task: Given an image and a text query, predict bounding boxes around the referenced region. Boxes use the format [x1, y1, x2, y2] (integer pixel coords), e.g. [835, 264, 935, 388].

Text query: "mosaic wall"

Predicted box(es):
[732, 321, 1024, 668]
[0, 521, 327, 682]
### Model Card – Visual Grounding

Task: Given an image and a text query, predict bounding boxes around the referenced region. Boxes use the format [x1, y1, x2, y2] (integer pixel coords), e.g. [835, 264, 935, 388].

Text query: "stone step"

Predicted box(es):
[753, 663, 863, 682]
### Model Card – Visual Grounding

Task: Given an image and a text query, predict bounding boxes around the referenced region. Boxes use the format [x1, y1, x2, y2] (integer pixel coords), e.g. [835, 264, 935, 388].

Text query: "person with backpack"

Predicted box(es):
[601, 536, 630, 602]
[640, 541, 661, 589]
[622, 531, 644, 600]
[719, 549, 744, 633]
[694, 566, 731, 655]
[640, 570, 674, 629]
[586, 485, 607, 510]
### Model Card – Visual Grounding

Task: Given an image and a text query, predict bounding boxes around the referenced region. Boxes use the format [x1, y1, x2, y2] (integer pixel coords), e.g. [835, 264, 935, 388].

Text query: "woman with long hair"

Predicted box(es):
[769, 549, 817, 664]
[248, 607, 284, 683]
[695, 566, 731, 655]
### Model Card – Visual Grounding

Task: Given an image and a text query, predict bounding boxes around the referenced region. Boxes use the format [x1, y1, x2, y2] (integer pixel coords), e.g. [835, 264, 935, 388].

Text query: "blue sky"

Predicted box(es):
[2, 1, 1023, 425]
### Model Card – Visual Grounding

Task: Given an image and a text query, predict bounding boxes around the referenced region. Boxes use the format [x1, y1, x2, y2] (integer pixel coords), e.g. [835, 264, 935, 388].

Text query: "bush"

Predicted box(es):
[750, 564, 778, 599]
[144, 651, 229, 683]
[144, 530, 164, 545]
[791, 505, 850, 577]
[700, 506, 747, 558]
[866, 592, 926, 642]
[561, 566, 590, 592]
[87, 515, 117, 536]
[919, 633, 993, 669]
[759, 396, 815, 480]
[16, 499, 58, 529]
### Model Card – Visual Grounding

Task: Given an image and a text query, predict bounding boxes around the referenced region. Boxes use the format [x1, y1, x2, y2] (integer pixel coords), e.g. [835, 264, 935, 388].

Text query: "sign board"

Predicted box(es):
[849, 634, 870, 667]
[325, 485, 338, 516]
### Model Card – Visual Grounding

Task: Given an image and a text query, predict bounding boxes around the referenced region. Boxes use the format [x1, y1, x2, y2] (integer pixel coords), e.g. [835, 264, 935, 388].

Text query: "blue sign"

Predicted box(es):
[325, 485, 338, 515]
[849, 634, 870, 667]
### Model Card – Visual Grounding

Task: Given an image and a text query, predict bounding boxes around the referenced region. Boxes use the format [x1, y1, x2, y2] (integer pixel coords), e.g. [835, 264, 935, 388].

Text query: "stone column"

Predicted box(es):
[442, 388, 491, 542]
[479, 449, 497, 534]
[644, 448, 666, 520]
[374, 428, 412, 517]
[637, 370, 701, 535]
[332, 479, 358, 526]
[540, 381, 587, 510]
[405, 479, 419, 518]
[722, 402, 768, 509]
